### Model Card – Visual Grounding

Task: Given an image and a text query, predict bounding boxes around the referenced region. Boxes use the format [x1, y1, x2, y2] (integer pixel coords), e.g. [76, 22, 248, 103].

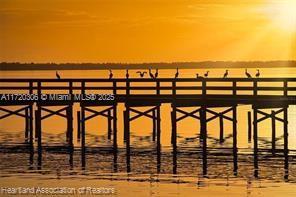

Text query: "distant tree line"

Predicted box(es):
[0, 61, 295, 70]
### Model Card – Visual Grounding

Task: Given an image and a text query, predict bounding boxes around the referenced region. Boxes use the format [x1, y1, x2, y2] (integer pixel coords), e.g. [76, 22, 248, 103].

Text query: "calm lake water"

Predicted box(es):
[0, 67, 296, 196]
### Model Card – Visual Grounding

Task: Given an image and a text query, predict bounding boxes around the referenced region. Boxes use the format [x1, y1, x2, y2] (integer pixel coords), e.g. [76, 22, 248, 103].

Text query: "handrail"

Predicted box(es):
[0, 78, 295, 97]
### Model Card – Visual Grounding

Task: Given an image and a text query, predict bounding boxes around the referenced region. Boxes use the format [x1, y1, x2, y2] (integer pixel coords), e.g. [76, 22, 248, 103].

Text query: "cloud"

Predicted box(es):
[0, 8, 99, 27]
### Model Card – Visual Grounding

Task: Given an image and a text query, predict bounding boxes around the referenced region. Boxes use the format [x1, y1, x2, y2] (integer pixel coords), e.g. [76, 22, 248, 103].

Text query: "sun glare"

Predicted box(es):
[263, 0, 296, 32]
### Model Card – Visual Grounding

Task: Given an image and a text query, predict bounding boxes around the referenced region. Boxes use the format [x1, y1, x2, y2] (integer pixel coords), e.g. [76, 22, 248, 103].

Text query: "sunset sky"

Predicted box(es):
[0, 0, 296, 63]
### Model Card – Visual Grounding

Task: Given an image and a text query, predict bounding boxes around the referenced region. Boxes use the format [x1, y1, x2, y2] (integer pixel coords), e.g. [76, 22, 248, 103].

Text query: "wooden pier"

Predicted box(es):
[0, 77, 295, 175]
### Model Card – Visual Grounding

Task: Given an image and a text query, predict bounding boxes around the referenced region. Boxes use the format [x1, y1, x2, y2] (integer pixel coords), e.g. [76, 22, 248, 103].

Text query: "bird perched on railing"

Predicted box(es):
[175, 67, 179, 79]
[154, 69, 159, 78]
[149, 69, 155, 79]
[256, 69, 260, 78]
[245, 69, 252, 78]
[126, 69, 129, 79]
[223, 70, 229, 78]
[196, 73, 199, 78]
[136, 71, 147, 78]
[204, 71, 209, 78]
[109, 69, 113, 79]
[56, 71, 61, 79]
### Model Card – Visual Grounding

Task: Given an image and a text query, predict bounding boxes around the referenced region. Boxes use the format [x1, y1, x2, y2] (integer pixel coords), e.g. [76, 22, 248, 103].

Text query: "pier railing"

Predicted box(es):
[0, 78, 295, 98]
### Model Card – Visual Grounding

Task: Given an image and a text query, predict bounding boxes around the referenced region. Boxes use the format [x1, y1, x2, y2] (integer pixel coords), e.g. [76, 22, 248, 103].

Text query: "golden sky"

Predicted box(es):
[0, 0, 295, 63]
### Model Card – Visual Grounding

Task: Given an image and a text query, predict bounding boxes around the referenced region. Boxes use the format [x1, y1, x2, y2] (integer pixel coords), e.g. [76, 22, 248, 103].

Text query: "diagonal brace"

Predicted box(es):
[0, 106, 28, 119]
[176, 108, 200, 122]
[41, 106, 68, 120]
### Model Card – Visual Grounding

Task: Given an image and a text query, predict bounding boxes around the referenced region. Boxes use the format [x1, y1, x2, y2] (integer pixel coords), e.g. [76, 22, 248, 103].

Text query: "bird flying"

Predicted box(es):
[136, 71, 147, 78]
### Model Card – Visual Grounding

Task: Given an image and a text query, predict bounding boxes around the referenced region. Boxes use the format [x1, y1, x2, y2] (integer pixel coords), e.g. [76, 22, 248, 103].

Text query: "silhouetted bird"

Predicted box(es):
[154, 69, 159, 78]
[56, 71, 61, 79]
[245, 69, 252, 78]
[223, 70, 229, 78]
[204, 71, 209, 78]
[136, 71, 147, 78]
[196, 73, 199, 78]
[109, 69, 113, 79]
[149, 69, 155, 79]
[175, 67, 179, 79]
[256, 69, 260, 78]
[126, 69, 129, 79]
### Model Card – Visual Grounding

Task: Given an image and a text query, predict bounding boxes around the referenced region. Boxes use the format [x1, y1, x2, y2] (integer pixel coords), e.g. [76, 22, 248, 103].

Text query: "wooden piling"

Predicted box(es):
[81, 106, 86, 168]
[233, 106, 238, 174]
[124, 108, 131, 172]
[171, 104, 177, 174]
[35, 108, 42, 169]
[25, 107, 29, 140]
[107, 109, 112, 140]
[29, 105, 33, 146]
[157, 106, 161, 146]
[113, 105, 118, 150]
[67, 106, 73, 149]
[253, 107, 258, 171]
[199, 109, 204, 141]
[35, 108, 41, 150]
[201, 106, 207, 175]
[171, 106, 177, 148]
[283, 107, 288, 171]
[271, 110, 276, 154]
[77, 111, 81, 141]
[219, 114, 224, 144]
[248, 111, 252, 142]
[112, 105, 118, 173]
[152, 109, 156, 142]
[156, 105, 161, 173]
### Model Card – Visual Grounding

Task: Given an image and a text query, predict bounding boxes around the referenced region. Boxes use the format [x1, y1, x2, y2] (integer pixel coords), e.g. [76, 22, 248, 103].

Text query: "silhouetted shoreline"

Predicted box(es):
[0, 61, 295, 70]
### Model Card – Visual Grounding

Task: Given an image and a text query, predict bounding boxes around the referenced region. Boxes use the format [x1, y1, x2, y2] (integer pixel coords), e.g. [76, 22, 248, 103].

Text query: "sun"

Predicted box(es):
[262, 0, 296, 32]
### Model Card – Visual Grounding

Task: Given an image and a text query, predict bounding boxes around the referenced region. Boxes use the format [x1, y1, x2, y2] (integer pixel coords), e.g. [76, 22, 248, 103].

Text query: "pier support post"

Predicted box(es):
[25, 107, 29, 140]
[233, 105, 238, 175]
[271, 110, 276, 154]
[81, 106, 86, 169]
[152, 109, 156, 142]
[283, 107, 288, 172]
[248, 111, 252, 143]
[253, 106, 258, 177]
[77, 111, 81, 141]
[171, 106, 177, 148]
[156, 105, 161, 173]
[107, 109, 112, 140]
[29, 105, 33, 146]
[219, 114, 224, 144]
[199, 109, 204, 141]
[124, 107, 131, 172]
[113, 104, 118, 150]
[201, 105, 207, 175]
[67, 105, 73, 149]
[171, 105, 177, 174]
[35, 107, 42, 169]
